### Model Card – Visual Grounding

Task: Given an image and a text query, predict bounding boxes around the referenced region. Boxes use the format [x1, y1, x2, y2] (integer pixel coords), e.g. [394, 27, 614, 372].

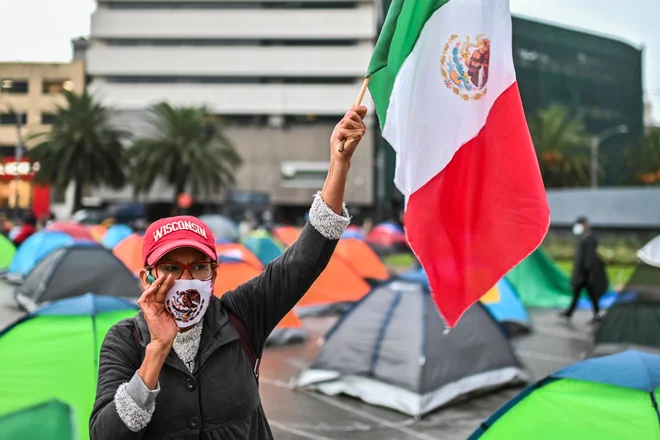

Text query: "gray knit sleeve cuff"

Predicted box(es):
[308, 191, 351, 240]
[114, 372, 159, 432]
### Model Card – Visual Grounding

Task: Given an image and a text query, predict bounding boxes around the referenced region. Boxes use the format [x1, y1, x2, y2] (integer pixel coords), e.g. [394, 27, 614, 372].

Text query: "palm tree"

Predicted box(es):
[29, 90, 129, 214]
[129, 103, 242, 211]
[621, 128, 660, 185]
[527, 104, 591, 188]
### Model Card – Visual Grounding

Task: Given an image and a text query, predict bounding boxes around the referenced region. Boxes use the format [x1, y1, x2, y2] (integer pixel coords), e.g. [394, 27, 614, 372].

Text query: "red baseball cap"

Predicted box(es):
[142, 216, 217, 266]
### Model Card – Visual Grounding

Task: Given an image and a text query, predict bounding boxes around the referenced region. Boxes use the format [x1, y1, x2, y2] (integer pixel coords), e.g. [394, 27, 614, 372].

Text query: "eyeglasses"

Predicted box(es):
[150, 261, 217, 281]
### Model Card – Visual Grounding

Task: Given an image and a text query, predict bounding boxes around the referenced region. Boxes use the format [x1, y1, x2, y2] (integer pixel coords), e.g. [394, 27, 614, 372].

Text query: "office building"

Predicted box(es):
[86, 0, 378, 219]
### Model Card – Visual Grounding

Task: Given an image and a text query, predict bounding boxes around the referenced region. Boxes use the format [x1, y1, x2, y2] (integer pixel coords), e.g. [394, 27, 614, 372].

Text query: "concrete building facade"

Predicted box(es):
[0, 61, 85, 219]
[86, 0, 378, 218]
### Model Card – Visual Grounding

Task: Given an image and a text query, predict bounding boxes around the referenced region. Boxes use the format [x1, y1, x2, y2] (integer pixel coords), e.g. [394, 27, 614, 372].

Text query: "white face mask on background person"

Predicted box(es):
[572, 223, 585, 236]
[164, 279, 213, 328]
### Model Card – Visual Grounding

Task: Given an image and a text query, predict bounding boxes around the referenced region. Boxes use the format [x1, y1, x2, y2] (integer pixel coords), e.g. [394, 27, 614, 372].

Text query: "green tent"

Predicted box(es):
[0, 234, 16, 270]
[505, 248, 574, 308]
[0, 400, 76, 440]
[470, 350, 660, 439]
[0, 294, 138, 440]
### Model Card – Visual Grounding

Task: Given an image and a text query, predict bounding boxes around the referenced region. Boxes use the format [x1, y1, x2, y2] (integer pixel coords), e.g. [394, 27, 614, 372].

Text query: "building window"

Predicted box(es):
[0, 79, 28, 94]
[42, 79, 74, 94]
[0, 113, 27, 125]
[41, 113, 58, 125]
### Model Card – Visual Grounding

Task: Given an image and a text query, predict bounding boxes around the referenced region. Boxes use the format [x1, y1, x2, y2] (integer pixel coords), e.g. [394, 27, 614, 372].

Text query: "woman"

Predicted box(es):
[89, 106, 367, 440]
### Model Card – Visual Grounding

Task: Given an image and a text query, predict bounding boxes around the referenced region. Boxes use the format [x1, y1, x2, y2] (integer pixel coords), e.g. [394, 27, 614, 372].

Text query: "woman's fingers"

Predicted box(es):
[138, 274, 166, 307]
[154, 274, 174, 304]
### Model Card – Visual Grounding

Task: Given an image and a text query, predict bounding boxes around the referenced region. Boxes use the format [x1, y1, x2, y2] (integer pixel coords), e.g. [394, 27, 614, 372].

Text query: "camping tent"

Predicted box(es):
[273, 226, 301, 247]
[242, 230, 284, 266]
[505, 248, 573, 308]
[481, 278, 531, 334]
[101, 224, 133, 249]
[216, 243, 263, 271]
[88, 225, 108, 242]
[0, 234, 16, 271]
[295, 254, 371, 317]
[8, 230, 75, 281]
[112, 234, 144, 274]
[591, 238, 660, 357]
[401, 268, 531, 333]
[0, 294, 138, 440]
[0, 400, 76, 440]
[506, 247, 613, 310]
[298, 279, 527, 417]
[214, 255, 262, 293]
[47, 222, 94, 241]
[335, 238, 389, 283]
[470, 350, 660, 439]
[15, 244, 141, 311]
[214, 254, 305, 345]
[341, 225, 365, 240]
[199, 214, 239, 243]
[366, 222, 408, 254]
[637, 235, 660, 267]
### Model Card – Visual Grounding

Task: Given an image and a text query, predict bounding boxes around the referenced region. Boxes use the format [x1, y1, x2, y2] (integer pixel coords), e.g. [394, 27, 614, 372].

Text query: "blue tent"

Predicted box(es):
[481, 278, 532, 334]
[341, 229, 365, 240]
[469, 350, 660, 439]
[102, 225, 133, 249]
[8, 231, 75, 279]
[400, 268, 531, 334]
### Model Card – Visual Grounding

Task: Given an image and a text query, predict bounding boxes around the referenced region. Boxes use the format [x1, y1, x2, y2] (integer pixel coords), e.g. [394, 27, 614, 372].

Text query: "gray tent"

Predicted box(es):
[14, 243, 140, 311]
[298, 279, 528, 417]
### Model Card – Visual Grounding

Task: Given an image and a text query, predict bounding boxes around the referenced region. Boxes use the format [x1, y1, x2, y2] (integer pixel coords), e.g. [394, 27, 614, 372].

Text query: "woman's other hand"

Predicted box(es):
[330, 106, 368, 162]
[137, 274, 178, 352]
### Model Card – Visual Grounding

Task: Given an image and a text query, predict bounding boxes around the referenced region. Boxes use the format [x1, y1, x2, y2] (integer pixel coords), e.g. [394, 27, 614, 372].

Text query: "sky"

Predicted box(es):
[0, 0, 658, 122]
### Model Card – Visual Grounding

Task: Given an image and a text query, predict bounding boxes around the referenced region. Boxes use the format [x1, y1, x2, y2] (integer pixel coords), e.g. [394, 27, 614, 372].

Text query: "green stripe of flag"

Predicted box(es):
[368, 0, 450, 129]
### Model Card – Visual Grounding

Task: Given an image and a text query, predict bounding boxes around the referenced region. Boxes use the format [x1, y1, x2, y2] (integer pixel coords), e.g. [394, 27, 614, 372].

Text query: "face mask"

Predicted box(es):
[164, 279, 213, 329]
[572, 224, 584, 236]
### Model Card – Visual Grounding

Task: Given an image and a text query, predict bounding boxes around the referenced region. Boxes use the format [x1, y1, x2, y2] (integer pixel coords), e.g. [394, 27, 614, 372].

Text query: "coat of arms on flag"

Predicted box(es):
[440, 34, 490, 101]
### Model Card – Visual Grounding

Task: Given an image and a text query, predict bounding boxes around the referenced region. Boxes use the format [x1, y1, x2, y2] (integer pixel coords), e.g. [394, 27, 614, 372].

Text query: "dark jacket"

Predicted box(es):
[90, 223, 337, 440]
[572, 232, 608, 299]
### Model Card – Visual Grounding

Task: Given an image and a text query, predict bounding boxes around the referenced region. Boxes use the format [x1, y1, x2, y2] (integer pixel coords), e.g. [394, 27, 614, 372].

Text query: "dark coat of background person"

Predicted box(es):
[572, 232, 608, 301]
[89, 223, 337, 440]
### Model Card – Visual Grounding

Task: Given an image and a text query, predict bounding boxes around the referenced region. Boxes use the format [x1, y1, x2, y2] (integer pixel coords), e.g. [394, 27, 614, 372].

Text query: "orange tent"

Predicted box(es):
[113, 234, 144, 274]
[216, 243, 263, 271]
[335, 238, 389, 281]
[273, 226, 301, 247]
[88, 225, 108, 242]
[214, 259, 262, 294]
[296, 254, 370, 315]
[213, 257, 305, 345]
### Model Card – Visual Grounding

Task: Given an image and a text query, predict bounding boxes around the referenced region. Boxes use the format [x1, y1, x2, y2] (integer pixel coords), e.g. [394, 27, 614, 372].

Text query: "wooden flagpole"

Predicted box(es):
[338, 75, 371, 152]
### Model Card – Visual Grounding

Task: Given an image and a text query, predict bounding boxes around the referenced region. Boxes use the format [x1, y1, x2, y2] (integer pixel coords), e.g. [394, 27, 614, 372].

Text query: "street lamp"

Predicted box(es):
[590, 125, 628, 189]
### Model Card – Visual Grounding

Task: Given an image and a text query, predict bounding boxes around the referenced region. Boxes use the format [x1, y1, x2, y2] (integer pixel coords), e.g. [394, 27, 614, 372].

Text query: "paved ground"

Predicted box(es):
[0, 282, 598, 440]
[258, 310, 597, 440]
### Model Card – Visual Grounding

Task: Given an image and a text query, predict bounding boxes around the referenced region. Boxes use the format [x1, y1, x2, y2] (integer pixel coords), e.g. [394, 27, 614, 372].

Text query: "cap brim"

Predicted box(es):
[146, 239, 217, 266]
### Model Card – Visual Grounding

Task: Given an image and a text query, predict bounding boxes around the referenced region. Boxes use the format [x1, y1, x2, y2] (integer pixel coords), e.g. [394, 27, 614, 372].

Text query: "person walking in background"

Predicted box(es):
[559, 217, 608, 322]
[12, 212, 37, 247]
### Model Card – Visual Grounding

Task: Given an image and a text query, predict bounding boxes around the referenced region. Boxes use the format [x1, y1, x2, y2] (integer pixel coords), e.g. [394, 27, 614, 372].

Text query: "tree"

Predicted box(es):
[527, 104, 592, 188]
[29, 90, 128, 214]
[129, 103, 242, 210]
[621, 128, 660, 185]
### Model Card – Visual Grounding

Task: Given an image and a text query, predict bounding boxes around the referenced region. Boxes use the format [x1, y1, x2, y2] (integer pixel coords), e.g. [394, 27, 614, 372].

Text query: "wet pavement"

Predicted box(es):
[0, 283, 597, 439]
[259, 310, 596, 440]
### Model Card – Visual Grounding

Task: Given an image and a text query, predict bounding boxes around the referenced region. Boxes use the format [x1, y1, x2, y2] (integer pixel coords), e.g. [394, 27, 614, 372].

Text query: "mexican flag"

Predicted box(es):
[368, 0, 550, 327]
